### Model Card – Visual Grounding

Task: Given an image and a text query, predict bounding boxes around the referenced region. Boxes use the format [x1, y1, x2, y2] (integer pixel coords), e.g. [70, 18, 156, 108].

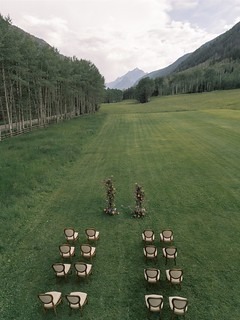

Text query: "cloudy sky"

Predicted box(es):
[1, 0, 240, 82]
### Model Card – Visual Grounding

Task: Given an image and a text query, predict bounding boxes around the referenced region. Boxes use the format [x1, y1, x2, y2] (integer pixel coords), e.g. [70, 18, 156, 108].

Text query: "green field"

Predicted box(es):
[0, 89, 240, 320]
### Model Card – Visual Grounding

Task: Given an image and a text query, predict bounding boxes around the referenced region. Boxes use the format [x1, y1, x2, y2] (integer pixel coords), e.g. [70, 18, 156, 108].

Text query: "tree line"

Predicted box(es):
[152, 61, 240, 96]
[107, 21, 240, 104]
[116, 59, 240, 104]
[0, 15, 105, 138]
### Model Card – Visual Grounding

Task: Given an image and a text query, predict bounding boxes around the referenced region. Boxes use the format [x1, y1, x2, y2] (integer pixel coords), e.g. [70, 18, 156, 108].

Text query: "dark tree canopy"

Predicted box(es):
[135, 77, 155, 103]
[104, 88, 123, 103]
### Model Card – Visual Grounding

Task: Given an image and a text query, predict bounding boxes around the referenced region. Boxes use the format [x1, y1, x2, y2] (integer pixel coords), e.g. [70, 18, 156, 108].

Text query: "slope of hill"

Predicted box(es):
[140, 53, 192, 81]
[106, 68, 146, 90]
[131, 21, 240, 97]
[12, 25, 51, 48]
[175, 21, 240, 72]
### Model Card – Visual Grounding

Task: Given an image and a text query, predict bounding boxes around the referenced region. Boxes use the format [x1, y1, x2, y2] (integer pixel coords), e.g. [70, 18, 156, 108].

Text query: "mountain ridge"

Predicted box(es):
[135, 52, 192, 85]
[108, 21, 240, 92]
[174, 21, 240, 72]
[106, 68, 146, 90]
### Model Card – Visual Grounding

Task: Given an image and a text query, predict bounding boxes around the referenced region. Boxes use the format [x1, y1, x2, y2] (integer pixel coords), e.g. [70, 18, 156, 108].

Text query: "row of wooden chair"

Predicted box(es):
[142, 229, 174, 244]
[145, 295, 188, 319]
[142, 229, 189, 318]
[143, 245, 178, 265]
[52, 262, 93, 281]
[59, 243, 96, 262]
[38, 227, 100, 316]
[38, 291, 88, 316]
[144, 268, 183, 289]
[64, 227, 100, 243]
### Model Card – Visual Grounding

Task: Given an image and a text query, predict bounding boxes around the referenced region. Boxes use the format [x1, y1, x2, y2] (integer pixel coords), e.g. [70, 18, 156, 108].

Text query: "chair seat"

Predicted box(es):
[64, 264, 71, 274]
[142, 235, 155, 242]
[146, 277, 159, 283]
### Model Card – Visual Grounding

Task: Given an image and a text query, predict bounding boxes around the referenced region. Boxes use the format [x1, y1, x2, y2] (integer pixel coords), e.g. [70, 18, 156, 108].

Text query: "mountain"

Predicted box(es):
[136, 21, 240, 87]
[106, 68, 146, 90]
[143, 21, 240, 96]
[139, 53, 192, 81]
[175, 21, 240, 72]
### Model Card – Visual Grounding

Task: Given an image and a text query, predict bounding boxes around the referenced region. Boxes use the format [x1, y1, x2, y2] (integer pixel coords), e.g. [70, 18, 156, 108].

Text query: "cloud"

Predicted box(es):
[169, 0, 198, 10]
[1, 0, 240, 82]
[169, 0, 240, 33]
[67, 16, 217, 81]
[20, 15, 69, 48]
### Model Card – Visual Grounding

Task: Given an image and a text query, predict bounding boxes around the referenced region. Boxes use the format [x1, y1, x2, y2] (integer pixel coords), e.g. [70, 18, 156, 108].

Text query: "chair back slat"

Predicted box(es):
[60, 244, 70, 254]
[144, 230, 153, 238]
[66, 295, 80, 305]
[170, 269, 183, 279]
[75, 263, 87, 273]
[146, 246, 157, 255]
[145, 269, 158, 279]
[39, 294, 53, 304]
[173, 299, 188, 310]
[64, 228, 74, 237]
[81, 244, 91, 254]
[53, 263, 65, 273]
[148, 297, 163, 308]
[163, 230, 173, 238]
[166, 247, 177, 256]
[86, 229, 95, 237]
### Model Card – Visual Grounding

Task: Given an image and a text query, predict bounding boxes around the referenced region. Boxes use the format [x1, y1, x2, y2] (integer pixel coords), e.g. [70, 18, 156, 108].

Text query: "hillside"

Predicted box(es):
[130, 21, 240, 97]
[138, 52, 191, 82]
[12, 24, 52, 48]
[175, 21, 240, 72]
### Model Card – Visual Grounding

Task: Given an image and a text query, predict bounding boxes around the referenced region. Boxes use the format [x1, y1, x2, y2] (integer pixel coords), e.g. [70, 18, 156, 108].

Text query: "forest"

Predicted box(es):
[107, 22, 240, 103]
[0, 15, 105, 139]
[106, 60, 240, 103]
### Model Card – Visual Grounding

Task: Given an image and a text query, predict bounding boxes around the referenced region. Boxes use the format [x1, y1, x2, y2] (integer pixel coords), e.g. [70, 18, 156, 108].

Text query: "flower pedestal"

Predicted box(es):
[103, 177, 118, 215]
[133, 183, 146, 218]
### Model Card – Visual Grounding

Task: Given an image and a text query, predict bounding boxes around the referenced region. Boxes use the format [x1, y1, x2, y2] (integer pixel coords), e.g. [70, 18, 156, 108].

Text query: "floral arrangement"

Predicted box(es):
[103, 177, 118, 215]
[133, 183, 146, 218]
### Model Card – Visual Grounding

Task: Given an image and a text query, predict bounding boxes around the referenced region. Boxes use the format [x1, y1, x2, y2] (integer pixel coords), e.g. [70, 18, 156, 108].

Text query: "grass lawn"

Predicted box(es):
[0, 89, 240, 320]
